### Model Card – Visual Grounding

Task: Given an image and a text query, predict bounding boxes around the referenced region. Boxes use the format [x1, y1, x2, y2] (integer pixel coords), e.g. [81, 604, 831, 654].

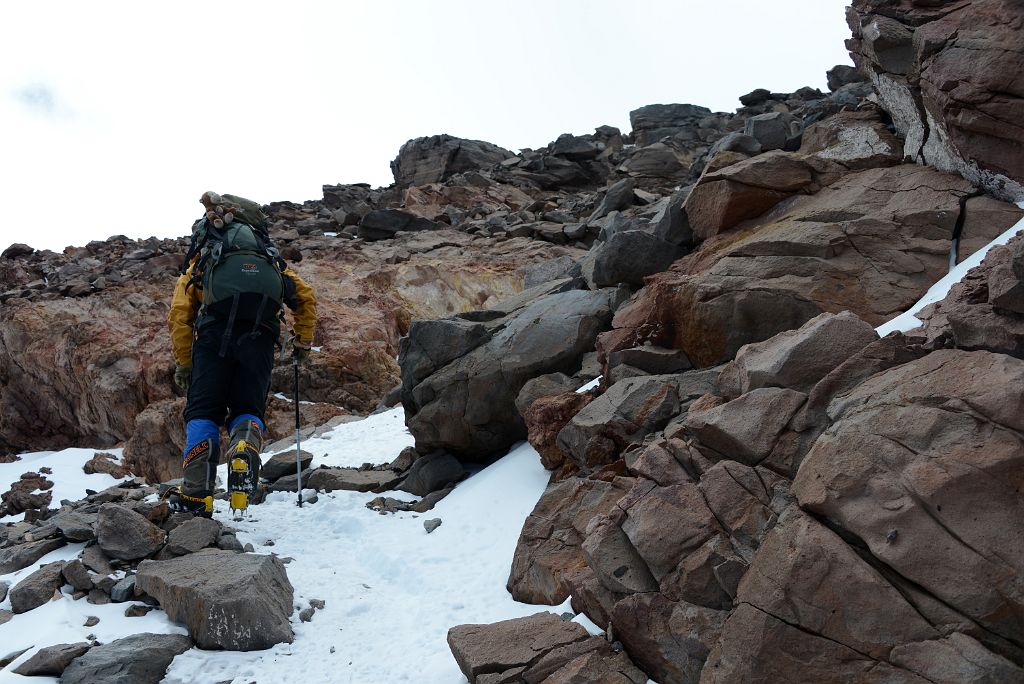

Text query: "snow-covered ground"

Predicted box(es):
[0, 409, 587, 683]
[0, 448, 130, 524]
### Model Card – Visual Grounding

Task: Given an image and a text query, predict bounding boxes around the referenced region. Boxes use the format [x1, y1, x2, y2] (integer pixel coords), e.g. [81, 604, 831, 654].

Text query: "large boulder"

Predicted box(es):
[403, 288, 619, 461]
[391, 134, 514, 188]
[136, 550, 294, 650]
[848, 0, 1024, 201]
[580, 230, 683, 288]
[793, 350, 1024, 652]
[357, 209, 440, 241]
[9, 561, 65, 614]
[629, 104, 713, 148]
[60, 633, 193, 684]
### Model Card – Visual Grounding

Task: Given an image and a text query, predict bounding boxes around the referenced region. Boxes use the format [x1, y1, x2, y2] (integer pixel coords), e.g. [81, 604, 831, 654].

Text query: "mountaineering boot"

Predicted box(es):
[227, 418, 264, 516]
[166, 436, 220, 518]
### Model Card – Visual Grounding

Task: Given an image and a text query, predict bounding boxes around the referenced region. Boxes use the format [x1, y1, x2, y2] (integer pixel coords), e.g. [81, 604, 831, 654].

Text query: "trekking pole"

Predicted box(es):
[294, 357, 303, 508]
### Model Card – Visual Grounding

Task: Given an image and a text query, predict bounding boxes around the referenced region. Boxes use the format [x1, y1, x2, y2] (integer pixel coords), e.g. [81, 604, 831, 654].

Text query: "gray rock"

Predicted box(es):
[630, 103, 712, 147]
[217, 533, 244, 552]
[0, 580, 7, 602]
[651, 185, 695, 247]
[404, 288, 619, 461]
[424, 518, 443, 534]
[261, 449, 314, 481]
[84, 615, 99, 627]
[522, 256, 582, 289]
[124, 604, 154, 617]
[0, 647, 31, 668]
[136, 551, 294, 650]
[357, 209, 440, 241]
[590, 179, 635, 221]
[739, 88, 772, 106]
[10, 561, 65, 613]
[581, 230, 683, 288]
[826, 64, 865, 92]
[391, 134, 513, 187]
[12, 642, 91, 676]
[514, 372, 580, 418]
[412, 487, 454, 513]
[608, 346, 692, 376]
[581, 516, 658, 595]
[60, 633, 193, 684]
[52, 511, 97, 542]
[744, 112, 799, 151]
[110, 575, 136, 603]
[398, 452, 466, 496]
[399, 318, 493, 389]
[0, 609, 13, 626]
[305, 467, 402, 493]
[96, 504, 166, 561]
[0, 538, 65, 574]
[709, 132, 763, 157]
[163, 517, 221, 557]
[80, 544, 114, 574]
[62, 559, 94, 591]
[269, 468, 315, 492]
[299, 606, 315, 622]
[1, 243, 34, 259]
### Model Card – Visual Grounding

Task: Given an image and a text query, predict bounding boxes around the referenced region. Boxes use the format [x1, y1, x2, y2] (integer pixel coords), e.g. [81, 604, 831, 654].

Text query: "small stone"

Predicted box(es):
[0, 580, 8, 602]
[110, 575, 136, 603]
[0, 609, 13, 625]
[299, 607, 315, 622]
[0, 647, 31, 668]
[243, 543, 255, 552]
[125, 604, 154, 617]
[12, 642, 91, 676]
[85, 616, 100, 627]
[87, 588, 110, 605]
[309, 599, 326, 610]
[424, 518, 443, 534]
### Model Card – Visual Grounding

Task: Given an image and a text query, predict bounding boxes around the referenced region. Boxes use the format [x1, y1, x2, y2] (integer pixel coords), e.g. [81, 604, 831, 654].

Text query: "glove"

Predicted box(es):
[174, 363, 192, 391]
[292, 338, 312, 363]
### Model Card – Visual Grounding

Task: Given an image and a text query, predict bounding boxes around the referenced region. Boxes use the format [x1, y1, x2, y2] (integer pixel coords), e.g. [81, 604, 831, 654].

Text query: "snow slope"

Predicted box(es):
[1, 409, 575, 683]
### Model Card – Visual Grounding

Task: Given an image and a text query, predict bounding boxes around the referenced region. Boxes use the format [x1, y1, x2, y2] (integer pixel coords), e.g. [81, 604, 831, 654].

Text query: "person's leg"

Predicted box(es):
[178, 322, 232, 506]
[225, 327, 276, 492]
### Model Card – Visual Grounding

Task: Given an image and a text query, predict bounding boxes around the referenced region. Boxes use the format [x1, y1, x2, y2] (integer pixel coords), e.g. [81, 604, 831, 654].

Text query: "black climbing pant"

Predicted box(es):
[183, 318, 277, 428]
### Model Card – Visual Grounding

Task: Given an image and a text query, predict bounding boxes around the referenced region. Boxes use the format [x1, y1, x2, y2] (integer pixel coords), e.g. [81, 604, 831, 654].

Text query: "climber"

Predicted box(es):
[164, 192, 317, 517]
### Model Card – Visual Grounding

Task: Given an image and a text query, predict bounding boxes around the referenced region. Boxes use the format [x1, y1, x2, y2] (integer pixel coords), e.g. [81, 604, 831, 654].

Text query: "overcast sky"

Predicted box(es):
[0, 1, 852, 253]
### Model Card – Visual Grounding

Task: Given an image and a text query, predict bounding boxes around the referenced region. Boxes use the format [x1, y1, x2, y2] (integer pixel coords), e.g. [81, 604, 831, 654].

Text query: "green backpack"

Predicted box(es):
[180, 219, 295, 352]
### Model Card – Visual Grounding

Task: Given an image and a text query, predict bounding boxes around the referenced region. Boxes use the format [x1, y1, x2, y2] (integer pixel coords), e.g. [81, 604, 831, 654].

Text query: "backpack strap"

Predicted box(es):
[218, 294, 241, 358]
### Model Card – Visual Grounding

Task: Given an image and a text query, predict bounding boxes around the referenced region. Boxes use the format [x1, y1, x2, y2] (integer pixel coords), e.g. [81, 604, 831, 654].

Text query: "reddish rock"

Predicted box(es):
[718, 311, 878, 397]
[611, 593, 727, 684]
[683, 388, 806, 467]
[598, 165, 1021, 367]
[507, 475, 635, 605]
[83, 452, 130, 478]
[620, 483, 720, 581]
[0, 471, 54, 517]
[794, 350, 1024, 650]
[524, 392, 594, 470]
[446, 612, 589, 683]
[849, 0, 1024, 200]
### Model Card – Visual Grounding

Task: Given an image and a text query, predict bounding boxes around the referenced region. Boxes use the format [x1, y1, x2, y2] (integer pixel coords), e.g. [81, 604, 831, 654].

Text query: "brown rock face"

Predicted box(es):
[598, 164, 1022, 367]
[0, 228, 580, 457]
[794, 349, 1024, 655]
[848, 0, 1024, 201]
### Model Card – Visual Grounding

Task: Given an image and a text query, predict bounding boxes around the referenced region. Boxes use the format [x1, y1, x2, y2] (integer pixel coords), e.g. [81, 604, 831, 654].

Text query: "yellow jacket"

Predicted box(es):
[168, 260, 317, 366]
